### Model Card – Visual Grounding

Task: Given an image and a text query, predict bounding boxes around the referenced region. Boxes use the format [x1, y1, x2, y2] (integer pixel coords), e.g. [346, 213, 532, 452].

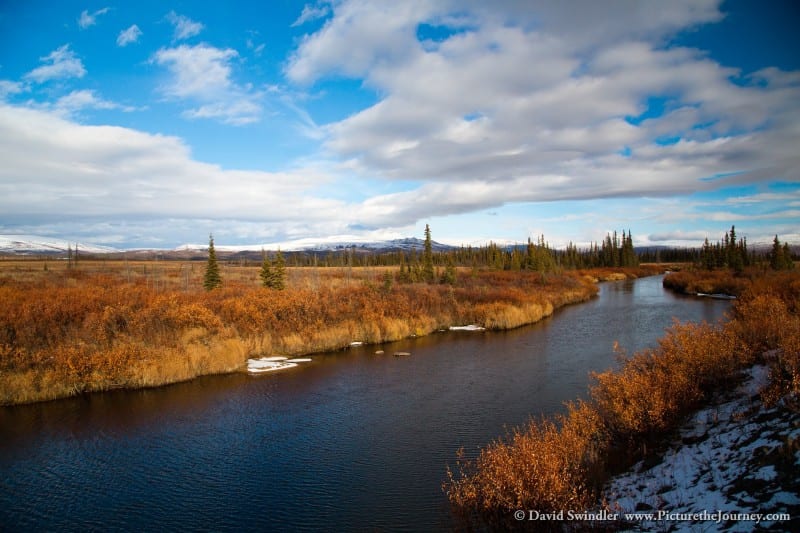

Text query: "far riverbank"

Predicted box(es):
[0, 263, 661, 406]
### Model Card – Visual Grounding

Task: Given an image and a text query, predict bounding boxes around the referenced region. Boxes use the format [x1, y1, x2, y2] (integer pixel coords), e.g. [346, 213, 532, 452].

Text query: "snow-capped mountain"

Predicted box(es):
[0, 235, 118, 255]
[174, 237, 457, 254]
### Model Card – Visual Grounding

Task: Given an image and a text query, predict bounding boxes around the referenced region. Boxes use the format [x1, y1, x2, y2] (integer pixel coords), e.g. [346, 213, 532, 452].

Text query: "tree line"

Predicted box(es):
[203, 225, 795, 290]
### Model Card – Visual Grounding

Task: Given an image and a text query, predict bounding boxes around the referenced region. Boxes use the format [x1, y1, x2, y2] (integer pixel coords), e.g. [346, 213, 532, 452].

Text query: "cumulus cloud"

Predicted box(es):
[152, 44, 262, 125]
[284, 0, 800, 228]
[24, 45, 86, 83]
[117, 24, 143, 46]
[166, 10, 204, 40]
[78, 7, 110, 30]
[0, 104, 344, 231]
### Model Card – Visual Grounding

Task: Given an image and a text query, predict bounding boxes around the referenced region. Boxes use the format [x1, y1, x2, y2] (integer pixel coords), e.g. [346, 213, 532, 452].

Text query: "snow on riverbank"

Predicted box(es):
[247, 356, 312, 373]
[604, 365, 800, 531]
[449, 324, 486, 331]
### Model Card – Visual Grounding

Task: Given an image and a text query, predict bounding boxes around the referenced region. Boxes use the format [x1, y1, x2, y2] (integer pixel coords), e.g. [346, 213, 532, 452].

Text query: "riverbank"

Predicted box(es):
[0, 263, 658, 406]
[445, 269, 800, 531]
[662, 268, 755, 297]
[604, 363, 799, 531]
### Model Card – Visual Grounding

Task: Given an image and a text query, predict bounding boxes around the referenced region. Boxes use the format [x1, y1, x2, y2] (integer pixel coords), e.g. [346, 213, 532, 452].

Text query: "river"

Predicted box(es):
[0, 275, 731, 531]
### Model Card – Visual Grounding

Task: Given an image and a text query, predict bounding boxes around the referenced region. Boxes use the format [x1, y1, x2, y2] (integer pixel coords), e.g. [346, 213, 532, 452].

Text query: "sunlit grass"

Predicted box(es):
[0, 260, 613, 405]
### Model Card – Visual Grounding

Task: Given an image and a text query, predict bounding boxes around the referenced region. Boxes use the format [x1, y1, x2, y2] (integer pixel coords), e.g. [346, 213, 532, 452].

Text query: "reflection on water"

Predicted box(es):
[0, 276, 730, 531]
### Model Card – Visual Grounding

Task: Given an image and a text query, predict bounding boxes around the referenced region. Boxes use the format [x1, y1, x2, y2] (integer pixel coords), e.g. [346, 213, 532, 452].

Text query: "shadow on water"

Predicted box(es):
[0, 275, 731, 531]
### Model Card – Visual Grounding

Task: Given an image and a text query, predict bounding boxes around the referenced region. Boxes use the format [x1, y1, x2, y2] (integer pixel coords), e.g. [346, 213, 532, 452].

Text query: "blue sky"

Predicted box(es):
[0, 0, 798, 249]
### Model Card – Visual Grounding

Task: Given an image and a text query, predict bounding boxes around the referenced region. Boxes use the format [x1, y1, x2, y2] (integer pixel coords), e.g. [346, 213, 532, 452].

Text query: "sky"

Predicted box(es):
[0, 0, 798, 250]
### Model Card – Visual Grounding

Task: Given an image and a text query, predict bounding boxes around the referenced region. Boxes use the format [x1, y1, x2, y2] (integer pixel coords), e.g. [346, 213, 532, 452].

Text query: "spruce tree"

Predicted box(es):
[440, 256, 457, 285]
[783, 243, 794, 270]
[727, 225, 743, 272]
[398, 254, 410, 283]
[422, 224, 435, 282]
[203, 234, 222, 290]
[259, 249, 273, 287]
[702, 238, 714, 270]
[272, 248, 287, 290]
[770, 236, 794, 270]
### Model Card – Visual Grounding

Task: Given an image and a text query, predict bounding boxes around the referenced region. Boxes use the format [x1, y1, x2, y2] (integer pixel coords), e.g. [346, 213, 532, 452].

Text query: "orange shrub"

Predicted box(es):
[446, 401, 607, 529]
[591, 321, 746, 441]
[0, 264, 599, 405]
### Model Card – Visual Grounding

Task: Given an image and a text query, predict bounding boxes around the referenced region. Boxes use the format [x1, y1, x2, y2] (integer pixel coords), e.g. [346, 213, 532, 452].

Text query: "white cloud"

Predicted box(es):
[182, 100, 261, 125]
[0, 80, 25, 99]
[152, 44, 262, 125]
[24, 45, 86, 83]
[283, 0, 800, 229]
[291, 3, 332, 27]
[0, 104, 343, 228]
[51, 89, 137, 116]
[704, 210, 800, 222]
[287, 0, 433, 84]
[725, 191, 800, 205]
[166, 11, 204, 40]
[78, 7, 110, 30]
[117, 24, 143, 46]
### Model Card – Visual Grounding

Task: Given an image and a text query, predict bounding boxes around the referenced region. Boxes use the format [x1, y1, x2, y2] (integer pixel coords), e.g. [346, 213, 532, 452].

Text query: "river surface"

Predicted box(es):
[0, 275, 731, 531]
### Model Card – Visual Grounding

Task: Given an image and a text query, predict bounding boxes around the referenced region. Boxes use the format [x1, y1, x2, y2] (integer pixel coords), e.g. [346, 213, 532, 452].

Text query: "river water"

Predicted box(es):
[0, 275, 730, 531]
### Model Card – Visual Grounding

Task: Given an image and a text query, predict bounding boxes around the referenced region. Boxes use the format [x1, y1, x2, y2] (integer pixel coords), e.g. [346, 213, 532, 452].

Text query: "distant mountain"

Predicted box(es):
[174, 237, 457, 254]
[0, 234, 458, 257]
[3, 234, 794, 258]
[302, 237, 456, 253]
[0, 235, 118, 255]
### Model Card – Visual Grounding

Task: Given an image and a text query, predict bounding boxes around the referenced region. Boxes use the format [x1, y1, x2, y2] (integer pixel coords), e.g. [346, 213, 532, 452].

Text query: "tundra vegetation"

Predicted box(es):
[0, 256, 661, 405]
[444, 268, 800, 530]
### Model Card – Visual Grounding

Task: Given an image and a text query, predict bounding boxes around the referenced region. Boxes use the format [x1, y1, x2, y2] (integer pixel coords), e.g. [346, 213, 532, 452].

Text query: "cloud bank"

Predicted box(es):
[286, 0, 799, 228]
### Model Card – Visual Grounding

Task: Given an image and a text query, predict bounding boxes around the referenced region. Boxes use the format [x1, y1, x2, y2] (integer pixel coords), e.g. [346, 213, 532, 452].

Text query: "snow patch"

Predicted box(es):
[247, 356, 312, 374]
[604, 365, 798, 531]
[449, 324, 486, 331]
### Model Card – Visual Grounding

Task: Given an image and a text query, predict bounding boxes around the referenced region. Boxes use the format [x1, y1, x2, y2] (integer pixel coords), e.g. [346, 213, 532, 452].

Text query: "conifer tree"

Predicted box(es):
[259, 249, 273, 288]
[727, 225, 744, 272]
[422, 224, 435, 282]
[440, 256, 457, 285]
[272, 248, 287, 290]
[702, 238, 714, 270]
[397, 254, 411, 283]
[770, 236, 794, 270]
[203, 234, 222, 290]
[382, 270, 393, 292]
[620, 230, 638, 267]
[783, 243, 794, 270]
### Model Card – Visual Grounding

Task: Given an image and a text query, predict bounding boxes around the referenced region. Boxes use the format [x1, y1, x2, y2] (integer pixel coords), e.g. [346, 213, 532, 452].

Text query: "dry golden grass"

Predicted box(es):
[0, 260, 602, 405]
